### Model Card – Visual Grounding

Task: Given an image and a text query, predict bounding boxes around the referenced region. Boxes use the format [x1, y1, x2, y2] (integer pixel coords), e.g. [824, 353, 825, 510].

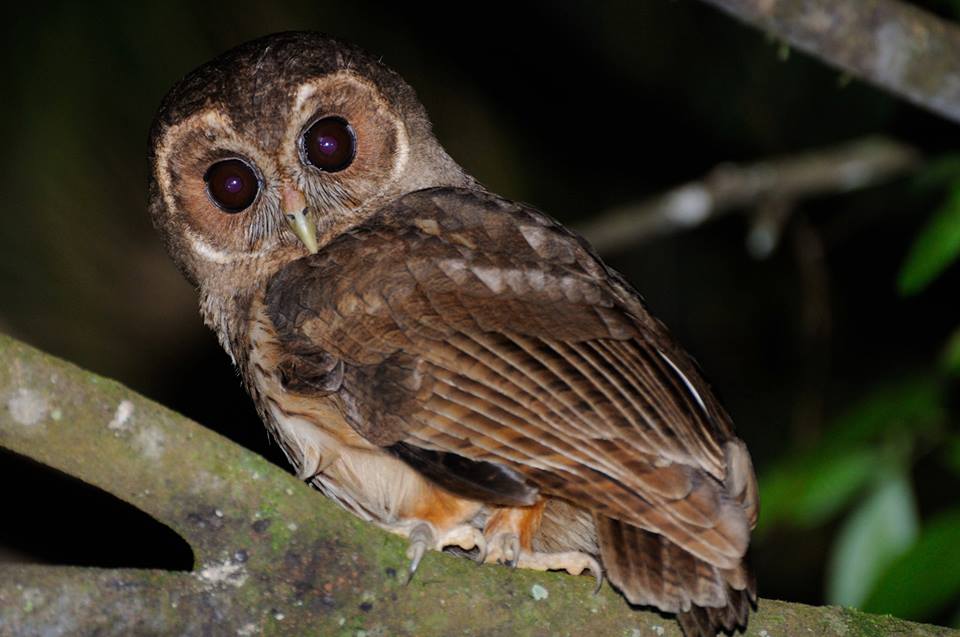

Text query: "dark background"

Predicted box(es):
[2, 0, 959, 627]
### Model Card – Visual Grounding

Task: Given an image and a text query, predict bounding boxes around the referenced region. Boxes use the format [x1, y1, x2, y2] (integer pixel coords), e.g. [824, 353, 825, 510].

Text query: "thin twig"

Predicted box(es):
[576, 136, 919, 254]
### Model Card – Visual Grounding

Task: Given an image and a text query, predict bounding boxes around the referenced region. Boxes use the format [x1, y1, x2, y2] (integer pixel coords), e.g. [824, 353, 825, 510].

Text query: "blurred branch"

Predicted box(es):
[699, 0, 960, 124]
[577, 136, 919, 254]
[0, 333, 956, 636]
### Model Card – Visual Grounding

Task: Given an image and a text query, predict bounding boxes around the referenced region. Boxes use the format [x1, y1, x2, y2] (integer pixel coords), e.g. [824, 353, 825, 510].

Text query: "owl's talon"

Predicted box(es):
[505, 535, 520, 568]
[439, 523, 487, 562]
[388, 520, 488, 581]
[404, 522, 434, 582]
[486, 531, 521, 567]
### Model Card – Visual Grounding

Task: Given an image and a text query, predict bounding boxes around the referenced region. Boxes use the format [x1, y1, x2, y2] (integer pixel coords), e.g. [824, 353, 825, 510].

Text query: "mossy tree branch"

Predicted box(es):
[0, 333, 955, 636]
[698, 0, 960, 125]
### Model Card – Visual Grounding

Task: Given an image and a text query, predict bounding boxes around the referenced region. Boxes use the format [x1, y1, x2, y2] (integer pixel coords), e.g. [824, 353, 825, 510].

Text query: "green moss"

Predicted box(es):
[2, 333, 958, 637]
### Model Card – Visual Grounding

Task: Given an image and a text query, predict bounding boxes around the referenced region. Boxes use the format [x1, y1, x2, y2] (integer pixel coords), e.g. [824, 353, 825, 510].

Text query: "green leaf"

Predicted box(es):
[823, 377, 943, 450]
[792, 450, 878, 525]
[862, 508, 960, 620]
[758, 377, 943, 534]
[898, 183, 960, 295]
[825, 470, 919, 608]
[759, 449, 877, 532]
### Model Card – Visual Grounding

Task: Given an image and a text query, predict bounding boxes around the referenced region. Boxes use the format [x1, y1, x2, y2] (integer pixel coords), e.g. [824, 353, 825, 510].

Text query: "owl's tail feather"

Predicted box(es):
[594, 514, 756, 637]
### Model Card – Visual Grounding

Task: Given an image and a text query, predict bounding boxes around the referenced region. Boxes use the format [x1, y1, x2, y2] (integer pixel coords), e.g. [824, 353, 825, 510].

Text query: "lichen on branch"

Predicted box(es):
[0, 333, 955, 636]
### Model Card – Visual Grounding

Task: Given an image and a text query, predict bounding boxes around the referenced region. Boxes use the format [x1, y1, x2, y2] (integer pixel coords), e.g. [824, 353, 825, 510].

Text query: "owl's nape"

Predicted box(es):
[148, 31, 757, 637]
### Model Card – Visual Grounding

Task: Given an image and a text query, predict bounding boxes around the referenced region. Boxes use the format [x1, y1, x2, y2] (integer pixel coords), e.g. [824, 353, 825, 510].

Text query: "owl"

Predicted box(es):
[148, 32, 758, 637]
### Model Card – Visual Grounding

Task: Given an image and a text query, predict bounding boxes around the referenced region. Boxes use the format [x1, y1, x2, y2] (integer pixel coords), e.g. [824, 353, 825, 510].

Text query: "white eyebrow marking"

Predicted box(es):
[294, 83, 318, 111]
[201, 111, 230, 128]
[655, 349, 709, 415]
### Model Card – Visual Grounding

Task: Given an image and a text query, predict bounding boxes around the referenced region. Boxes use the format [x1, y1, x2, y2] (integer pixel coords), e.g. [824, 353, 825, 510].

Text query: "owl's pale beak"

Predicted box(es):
[282, 185, 319, 254]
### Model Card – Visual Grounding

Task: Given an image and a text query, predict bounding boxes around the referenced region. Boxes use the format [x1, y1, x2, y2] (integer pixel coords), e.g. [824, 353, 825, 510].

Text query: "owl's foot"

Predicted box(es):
[388, 521, 487, 582]
[519, 548, 604, 593]
[484, 530, 521, 567]
[486, 531, 603, 591]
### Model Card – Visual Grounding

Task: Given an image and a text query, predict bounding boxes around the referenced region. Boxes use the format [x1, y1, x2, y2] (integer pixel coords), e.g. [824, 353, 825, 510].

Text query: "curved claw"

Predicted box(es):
[511, 548, 605, 592]
[404, 522, 434, 584]
[484, 531, 522, 567]
[591, 561, 604, 594]
[503, 533, 520, 568]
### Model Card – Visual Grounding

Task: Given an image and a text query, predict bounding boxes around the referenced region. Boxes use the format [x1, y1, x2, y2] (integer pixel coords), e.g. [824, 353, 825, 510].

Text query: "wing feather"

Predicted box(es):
[265, 187, 756, 568]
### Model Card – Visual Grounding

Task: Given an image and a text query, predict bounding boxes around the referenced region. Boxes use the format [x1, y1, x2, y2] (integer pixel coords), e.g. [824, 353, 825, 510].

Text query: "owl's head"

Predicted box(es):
[149, 32, 472, 291]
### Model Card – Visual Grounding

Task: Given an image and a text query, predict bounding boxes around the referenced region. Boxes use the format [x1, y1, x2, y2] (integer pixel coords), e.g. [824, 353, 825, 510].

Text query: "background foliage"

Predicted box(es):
[1, 0, 958, 627]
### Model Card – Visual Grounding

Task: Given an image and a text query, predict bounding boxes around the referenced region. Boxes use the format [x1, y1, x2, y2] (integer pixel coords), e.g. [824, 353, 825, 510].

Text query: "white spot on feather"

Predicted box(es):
[413, 218, 440, 235]
[519, 224, 550, 254]
[472, 265, 506, 294]
[525, 268, 546, 291]
[437, 258, 470, 285]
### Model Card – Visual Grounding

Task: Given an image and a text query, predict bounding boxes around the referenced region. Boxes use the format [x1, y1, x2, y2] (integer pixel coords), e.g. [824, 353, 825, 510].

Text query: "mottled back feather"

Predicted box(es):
[265, 187, 758, 572]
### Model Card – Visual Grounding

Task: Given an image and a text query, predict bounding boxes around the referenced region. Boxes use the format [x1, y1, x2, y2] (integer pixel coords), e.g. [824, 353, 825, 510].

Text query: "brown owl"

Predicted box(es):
[148, 32, 758, 637]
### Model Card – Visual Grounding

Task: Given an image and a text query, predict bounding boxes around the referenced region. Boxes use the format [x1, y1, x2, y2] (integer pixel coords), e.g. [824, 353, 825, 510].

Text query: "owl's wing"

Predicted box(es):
[265, 187, 757, 571]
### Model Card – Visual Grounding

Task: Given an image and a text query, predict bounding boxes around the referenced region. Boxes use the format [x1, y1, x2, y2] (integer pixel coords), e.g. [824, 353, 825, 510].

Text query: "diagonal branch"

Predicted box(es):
[576, 136, 919, 255]
[698, 0, 960, 124]
[0, 333, 955, 636]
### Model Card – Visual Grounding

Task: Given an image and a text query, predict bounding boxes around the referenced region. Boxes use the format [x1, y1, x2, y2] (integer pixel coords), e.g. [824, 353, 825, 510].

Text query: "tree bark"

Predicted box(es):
[0, 334, 956, 635]
[698, 0, 960, 125]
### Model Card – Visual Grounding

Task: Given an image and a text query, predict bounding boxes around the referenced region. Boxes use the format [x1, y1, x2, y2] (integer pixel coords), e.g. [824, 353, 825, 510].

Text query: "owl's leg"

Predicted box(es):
[484, 502, 603, 590]
[383, 483, 486, 581]
[483, 503, 545, 566]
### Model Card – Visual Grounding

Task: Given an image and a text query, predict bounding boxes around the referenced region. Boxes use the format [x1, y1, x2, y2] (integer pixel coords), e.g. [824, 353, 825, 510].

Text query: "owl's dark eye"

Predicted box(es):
[204, 159, 260, 212]
[301, 117, 356, 172]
